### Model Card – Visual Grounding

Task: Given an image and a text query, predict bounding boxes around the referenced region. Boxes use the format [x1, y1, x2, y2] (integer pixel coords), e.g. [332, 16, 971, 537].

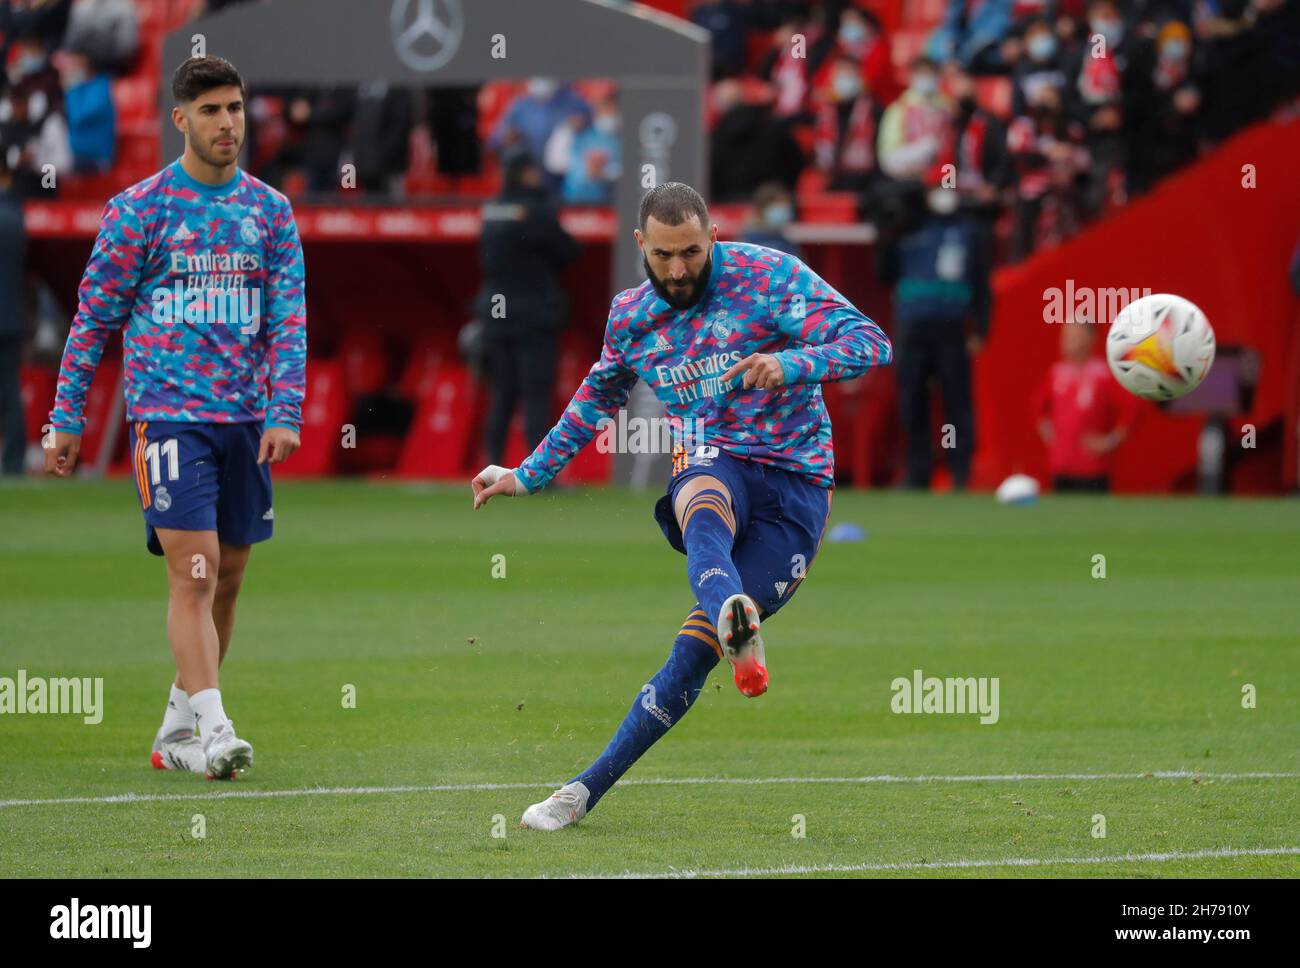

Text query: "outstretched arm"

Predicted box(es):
[473, 312, 637, 507]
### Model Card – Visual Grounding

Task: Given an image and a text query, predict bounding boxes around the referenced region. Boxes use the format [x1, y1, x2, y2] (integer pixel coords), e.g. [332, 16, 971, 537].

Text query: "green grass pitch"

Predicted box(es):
[1, 479, 1296, 878]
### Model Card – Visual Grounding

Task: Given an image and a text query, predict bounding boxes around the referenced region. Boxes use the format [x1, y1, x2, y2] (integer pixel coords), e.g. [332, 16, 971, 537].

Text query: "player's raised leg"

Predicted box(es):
[673, 475, 767, 697]
[156, 527, 252, 779]
[521, 606, 722, 830]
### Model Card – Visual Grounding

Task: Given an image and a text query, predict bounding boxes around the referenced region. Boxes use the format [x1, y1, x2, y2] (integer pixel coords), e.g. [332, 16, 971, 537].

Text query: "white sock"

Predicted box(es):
[160, 683, 196, 735]
[190, 688, 231, 743]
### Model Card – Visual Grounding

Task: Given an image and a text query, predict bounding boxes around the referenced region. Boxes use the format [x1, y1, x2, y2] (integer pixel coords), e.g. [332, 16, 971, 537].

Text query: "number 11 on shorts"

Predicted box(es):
[144, 438, 179, 484]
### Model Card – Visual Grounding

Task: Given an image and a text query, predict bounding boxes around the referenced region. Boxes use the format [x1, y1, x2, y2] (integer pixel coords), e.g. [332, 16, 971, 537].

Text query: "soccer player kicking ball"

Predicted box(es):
[473, 183, 891, 830]
[45, 56, 307, 779]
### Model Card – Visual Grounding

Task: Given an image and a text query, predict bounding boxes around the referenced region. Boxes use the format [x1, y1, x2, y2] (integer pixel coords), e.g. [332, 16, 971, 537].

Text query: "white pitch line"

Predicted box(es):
[1, 770, 1296, 810]
[575, 846, 1300, 879]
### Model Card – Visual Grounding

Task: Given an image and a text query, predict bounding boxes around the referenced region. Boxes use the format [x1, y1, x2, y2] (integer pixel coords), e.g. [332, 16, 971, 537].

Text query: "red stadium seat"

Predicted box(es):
[275, 360, 347, 477]
[339, 330, 391, 399]
[822, 367, 899, 487]
[899, 0, 947, 29]
[112, 77, 158, 124]
[397, 363, 483, 479]
[796, 167, 829, 196]
[799, 193, 859, 223]
[891, 27, 931, 75]
[397, 332, 458, 401]
[77, 353, 123, 471]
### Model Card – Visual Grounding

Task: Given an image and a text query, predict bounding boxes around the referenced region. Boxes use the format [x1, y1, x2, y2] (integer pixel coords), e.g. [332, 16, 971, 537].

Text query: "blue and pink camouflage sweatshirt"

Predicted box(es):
[515, 240, 892, 493]
[50, 159, 307, 434]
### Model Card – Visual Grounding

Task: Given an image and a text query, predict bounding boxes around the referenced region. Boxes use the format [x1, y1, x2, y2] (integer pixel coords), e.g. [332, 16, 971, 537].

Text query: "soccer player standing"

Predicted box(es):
[473, 183, 891, 829]
[45, 56, 307, 779]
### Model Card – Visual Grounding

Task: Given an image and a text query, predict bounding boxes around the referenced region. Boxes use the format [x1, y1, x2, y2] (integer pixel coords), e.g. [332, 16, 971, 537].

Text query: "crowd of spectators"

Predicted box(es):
[697, 0, 1300, 261]
[0, 0, 139, 196]
[240, 0, 1300, 264]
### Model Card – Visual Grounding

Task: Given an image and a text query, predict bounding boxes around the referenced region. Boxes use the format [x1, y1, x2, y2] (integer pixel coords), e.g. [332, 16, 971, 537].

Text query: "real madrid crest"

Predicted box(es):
[711, 310, 731, 341]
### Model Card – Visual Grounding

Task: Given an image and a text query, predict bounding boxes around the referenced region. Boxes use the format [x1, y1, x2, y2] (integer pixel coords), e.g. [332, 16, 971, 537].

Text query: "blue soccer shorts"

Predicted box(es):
[653, 446, 833, 617]
[128, 420, 274, 556]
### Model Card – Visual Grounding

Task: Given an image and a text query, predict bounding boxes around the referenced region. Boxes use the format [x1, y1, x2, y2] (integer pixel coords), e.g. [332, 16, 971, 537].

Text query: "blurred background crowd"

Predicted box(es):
[3, 0, 1296, 262]
[1, 0, 1298, 491]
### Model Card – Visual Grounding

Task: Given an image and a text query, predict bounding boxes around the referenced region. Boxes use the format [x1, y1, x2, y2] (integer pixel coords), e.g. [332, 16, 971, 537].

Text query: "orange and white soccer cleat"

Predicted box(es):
[150, 728, 207, 773]
[717, 593, 768, 697]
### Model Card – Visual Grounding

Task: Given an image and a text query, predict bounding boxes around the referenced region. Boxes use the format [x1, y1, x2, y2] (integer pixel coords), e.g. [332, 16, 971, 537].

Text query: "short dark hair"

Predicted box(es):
[172, 55, 245, 104]
[639, 182, 710, 233]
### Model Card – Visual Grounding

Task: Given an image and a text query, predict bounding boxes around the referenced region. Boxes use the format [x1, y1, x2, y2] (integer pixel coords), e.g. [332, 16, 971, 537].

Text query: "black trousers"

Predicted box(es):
[1053, 474, 1110, 493]
[483, 328, 558, 467]
[0, 336, 25, 475]
[894, 320, 973, 489]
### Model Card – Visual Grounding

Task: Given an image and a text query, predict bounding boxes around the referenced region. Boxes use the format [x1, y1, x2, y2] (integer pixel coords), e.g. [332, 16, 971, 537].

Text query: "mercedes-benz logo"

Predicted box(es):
[391, 0, 463, 73]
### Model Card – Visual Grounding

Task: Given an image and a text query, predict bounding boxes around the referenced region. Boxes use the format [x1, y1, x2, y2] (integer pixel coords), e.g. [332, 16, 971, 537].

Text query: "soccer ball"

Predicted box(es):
[1106, 293, 1216, 401]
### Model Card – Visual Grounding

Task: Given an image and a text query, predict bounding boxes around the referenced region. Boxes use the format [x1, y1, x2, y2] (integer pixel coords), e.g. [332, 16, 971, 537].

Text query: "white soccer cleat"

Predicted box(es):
[203, 721, 254, 780]
[520, 781, 590, 831]
[717, 593, 768, 697]
[150, 728, 207, 774]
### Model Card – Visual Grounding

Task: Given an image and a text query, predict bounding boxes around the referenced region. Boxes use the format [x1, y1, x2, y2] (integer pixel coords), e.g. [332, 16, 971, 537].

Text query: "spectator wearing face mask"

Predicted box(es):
[811, 5, 900, 109]
[739, 181, 802, 258]
[876, 173, 992, 491]
[490, 78, 592, 190]
[1012, 16, 1068, 116]
[759, 6, 839, 121]
[941, 61, 1012, 229]
[813, 55, 883, 194]
[7, 35, 63, 115]
[58, 51, 115, 174]
[1129, 20, 1202, 193]
[929, 0, 1016, 73]
[877, 58, 952, 183]
[547, 91, 622, 204]
[0, 87, 70, 197]
[1066, 0, 1149, 217]
[1008, 83, 1089, 260]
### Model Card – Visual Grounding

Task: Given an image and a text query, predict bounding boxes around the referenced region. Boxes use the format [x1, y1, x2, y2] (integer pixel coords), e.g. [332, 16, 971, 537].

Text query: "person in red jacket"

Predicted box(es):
[1033, 316, 1137, 492]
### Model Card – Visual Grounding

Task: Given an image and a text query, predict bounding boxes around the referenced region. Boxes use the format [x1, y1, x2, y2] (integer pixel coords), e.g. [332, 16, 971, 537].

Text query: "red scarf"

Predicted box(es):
[816, 98, 876, 174]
